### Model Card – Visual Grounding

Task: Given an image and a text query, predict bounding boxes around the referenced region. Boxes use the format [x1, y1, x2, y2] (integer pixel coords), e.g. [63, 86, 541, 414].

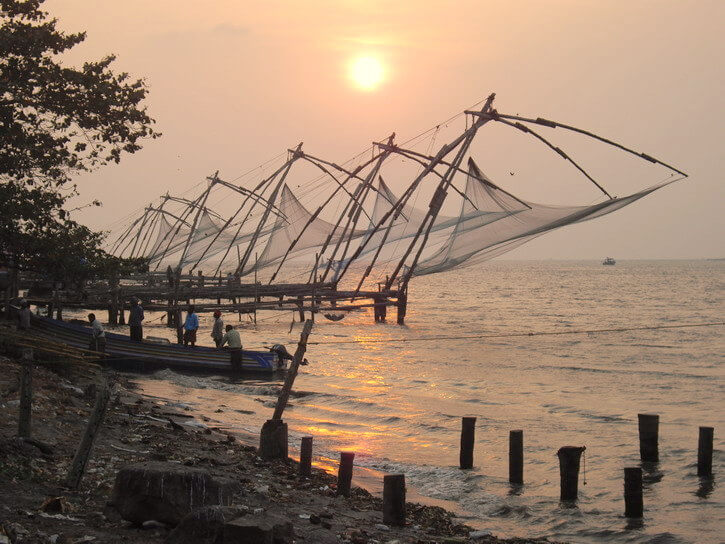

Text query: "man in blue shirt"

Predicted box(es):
[129, 297, 144, 341]
[183, 305, 199, 347]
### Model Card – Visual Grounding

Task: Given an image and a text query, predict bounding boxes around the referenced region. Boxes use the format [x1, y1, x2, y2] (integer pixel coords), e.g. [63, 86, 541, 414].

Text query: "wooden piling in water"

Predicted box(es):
[698, 426, 714, 477]
[337, 451, 355, 497]
[299, 436, 313, 477]
[65, 378, 110, 489]
[509, 429, 524, 484]
[459, 416, 476, 469]
[18, 348, 33, 439]
[556, 446, 585, 501]
[624, 467, 643, 518]
[638, 414, 659, 463]
[383, 474, 406, 526]
[396, 290, 407, 325]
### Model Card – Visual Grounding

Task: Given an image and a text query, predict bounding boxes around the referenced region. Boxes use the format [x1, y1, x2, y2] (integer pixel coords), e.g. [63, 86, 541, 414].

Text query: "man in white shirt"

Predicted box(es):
[88, 313, 106, 353]
[221, 324, 242, 373]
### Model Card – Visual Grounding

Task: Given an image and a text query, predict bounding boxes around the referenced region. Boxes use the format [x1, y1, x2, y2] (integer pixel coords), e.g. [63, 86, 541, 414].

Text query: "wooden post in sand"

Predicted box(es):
[459, 416, 476, 469]
[698, 426, 714, 477]
[337, 452, 355, 497]
[53, 289, 63, 321]
[383, 474, 406, 526]
[624, 467, 643, 518]
[18, 348, 33, 438]
[259, 320, 313, 460]
[65, 378, 111, 489]
[299, 436, 313, 477]
[509, 430, 524, 484]
[557, 446, 585, 501]
[638, 414, 659, 463]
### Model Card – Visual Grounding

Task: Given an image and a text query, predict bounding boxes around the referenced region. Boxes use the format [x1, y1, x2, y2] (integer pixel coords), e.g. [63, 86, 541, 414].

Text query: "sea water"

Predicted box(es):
[112, 260, 722, 543]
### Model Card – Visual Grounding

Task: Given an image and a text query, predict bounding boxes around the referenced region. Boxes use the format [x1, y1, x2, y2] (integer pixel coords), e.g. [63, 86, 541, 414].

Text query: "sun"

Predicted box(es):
[349, 56, 384, 91]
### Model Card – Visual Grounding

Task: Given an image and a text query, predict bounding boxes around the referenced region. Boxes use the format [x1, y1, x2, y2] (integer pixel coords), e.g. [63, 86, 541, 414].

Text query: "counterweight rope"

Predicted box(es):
[305, 321, 724, 345]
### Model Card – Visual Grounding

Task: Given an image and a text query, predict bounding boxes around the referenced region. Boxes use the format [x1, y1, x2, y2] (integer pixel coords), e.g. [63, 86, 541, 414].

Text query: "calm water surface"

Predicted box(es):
[119, 260, 723, 544]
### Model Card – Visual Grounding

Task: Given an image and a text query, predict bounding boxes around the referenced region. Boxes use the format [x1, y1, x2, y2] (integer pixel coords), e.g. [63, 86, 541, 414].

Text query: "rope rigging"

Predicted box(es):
[305, 321, 725, 346]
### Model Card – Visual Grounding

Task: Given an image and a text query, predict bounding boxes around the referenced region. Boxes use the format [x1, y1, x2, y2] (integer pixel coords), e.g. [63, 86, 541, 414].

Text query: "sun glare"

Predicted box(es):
[349, 56, 384, 91]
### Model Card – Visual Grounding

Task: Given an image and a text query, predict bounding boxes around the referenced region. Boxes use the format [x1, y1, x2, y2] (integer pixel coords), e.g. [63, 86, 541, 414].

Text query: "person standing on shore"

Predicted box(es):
[183, 305, 199, 347]
[129, 297, 144, 341]
[211, 310, 225, 348]
[221, 324, 242, 373]
[88, 313, 106, 353]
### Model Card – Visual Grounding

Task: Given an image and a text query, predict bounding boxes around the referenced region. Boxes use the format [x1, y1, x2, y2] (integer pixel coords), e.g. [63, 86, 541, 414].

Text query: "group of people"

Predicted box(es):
[85, 300, 243, 370]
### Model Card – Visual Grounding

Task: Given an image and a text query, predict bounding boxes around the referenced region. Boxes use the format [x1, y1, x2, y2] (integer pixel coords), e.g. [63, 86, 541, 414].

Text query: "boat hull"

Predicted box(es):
[32, 316, 284, 373]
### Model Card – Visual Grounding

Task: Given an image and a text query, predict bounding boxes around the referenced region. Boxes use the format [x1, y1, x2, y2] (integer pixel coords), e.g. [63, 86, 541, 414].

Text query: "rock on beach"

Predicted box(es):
[110, 462, 240, 525]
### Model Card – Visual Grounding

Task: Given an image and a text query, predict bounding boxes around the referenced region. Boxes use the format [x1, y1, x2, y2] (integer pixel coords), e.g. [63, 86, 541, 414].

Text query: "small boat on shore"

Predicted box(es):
[602, 257, 616, 266]
[32, 316, 286, 373]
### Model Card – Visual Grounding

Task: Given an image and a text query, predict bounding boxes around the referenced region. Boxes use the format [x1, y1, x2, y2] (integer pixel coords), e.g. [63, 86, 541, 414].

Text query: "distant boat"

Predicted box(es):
[602, 257, 616, 266]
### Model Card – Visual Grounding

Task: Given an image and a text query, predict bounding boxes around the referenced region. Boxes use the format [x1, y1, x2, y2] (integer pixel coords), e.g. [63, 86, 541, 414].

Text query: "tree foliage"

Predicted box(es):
[0, 0, 158, 280]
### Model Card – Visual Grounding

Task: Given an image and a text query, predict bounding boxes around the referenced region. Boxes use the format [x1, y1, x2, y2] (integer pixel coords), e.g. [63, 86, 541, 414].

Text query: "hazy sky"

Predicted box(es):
[48, 0, 724, 259]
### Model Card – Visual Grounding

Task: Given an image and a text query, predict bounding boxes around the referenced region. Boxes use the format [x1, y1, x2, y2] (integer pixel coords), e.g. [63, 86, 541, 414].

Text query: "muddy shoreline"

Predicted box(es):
[0, 344, 561, 543]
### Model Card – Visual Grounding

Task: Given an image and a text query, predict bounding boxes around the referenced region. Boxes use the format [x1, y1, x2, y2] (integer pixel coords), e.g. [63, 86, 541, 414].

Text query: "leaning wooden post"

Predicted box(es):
[337, 451, 355, 497]
[459, 416, 476, 469]
[509, 429, 524, 484]
[556, 446, 585, 501]
[18, 348, 33, 439]
[697, 426, 714, 477]
[259, 320, 313, 459]
[65, 378, 111, 489]
[299, 436, 313, 477]
[383, 474, 406, 526]
[623, 467, 643, 518]
[638, 414, 659, 463]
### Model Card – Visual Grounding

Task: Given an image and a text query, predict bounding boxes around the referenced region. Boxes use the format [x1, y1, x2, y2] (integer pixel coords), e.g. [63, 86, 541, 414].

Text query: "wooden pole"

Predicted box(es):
[117, 296, 125, 325]
[509, 429, 524, 484]
[65, 378, 111, 489]
[297, 295, 305, 322]
[54, 289, 63, 321]
[396, 289, 407, 325]
[383, 474, 406, 526]
[299, 436, 313, 477]
[272, 320, 313, 420]
[624, 467, 643, 518]
[459, 416, 476, 469]
[18, 348, 33, 439]
[638, 414, 659, 463]
[253, 253, 258, 325]
[259, 320, 313, 460]
[556, 446, 585, 501]
[697, 426, 714, 477]
[337, 451, 355, 497]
